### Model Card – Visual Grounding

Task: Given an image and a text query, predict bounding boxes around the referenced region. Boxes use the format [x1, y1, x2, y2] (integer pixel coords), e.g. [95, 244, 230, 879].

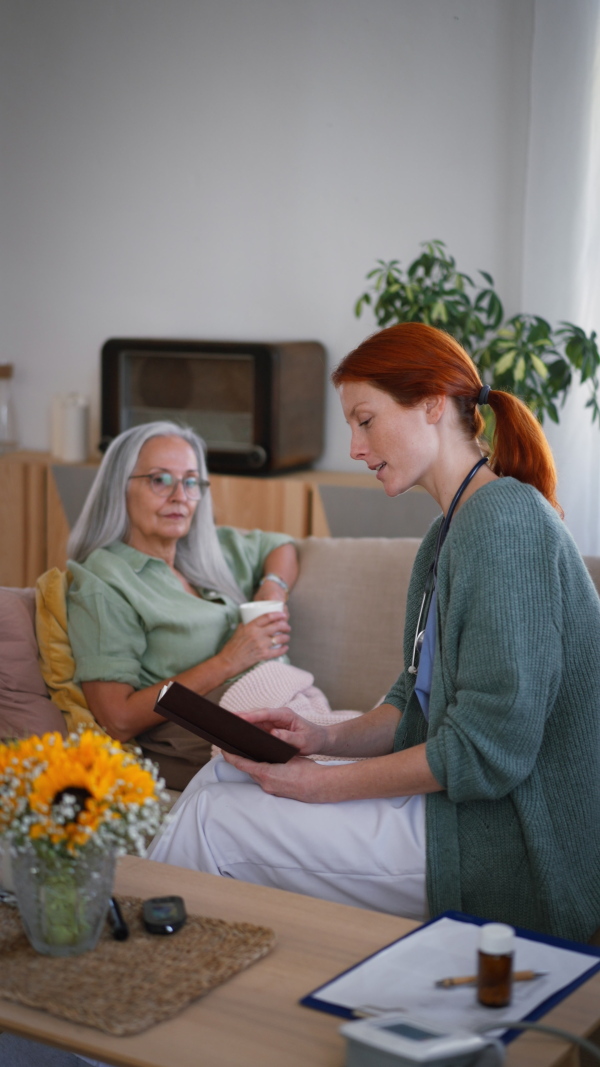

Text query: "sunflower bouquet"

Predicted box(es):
[0, 729, 168, 859]
[0, 730, 169, 955]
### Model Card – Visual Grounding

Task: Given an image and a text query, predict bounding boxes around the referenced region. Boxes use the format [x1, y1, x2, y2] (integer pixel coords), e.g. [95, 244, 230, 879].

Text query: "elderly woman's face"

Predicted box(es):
[125, 435, 200, 554]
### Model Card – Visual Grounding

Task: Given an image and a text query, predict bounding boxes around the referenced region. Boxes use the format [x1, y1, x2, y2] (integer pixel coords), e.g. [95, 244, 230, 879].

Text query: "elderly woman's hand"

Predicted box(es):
[217, 612, 290, 676]
[253, 583, 290, 622]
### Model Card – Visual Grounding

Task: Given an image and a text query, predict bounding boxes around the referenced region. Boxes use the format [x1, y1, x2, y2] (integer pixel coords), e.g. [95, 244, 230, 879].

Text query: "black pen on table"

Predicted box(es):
[108, 896, 129, 941]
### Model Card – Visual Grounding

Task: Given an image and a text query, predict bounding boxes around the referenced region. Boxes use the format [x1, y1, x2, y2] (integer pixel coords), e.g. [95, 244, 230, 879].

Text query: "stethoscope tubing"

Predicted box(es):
[407, 456, 489, 675]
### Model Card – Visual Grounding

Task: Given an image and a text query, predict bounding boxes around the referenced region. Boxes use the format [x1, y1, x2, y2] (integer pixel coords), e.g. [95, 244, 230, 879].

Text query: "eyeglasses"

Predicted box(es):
[128, 473, 210, 500]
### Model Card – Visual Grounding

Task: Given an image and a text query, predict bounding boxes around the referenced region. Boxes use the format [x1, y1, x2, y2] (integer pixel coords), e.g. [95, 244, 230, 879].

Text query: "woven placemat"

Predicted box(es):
[0, 896, 275, 1035]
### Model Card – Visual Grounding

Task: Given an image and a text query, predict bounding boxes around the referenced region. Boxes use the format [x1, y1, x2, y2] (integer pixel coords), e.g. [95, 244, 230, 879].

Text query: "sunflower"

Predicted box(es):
[0, 733, 64, 833]
[0, 729, 167, 856]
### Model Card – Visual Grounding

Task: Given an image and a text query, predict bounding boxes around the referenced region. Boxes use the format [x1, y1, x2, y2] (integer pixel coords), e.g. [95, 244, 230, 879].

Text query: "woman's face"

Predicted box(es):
[340, 381, 443, 497]
[125, 435, 200, 555]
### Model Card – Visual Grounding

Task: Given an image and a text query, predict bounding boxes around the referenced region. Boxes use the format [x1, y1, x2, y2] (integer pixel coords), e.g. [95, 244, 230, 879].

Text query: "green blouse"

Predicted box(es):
[67, 527, 293, 690]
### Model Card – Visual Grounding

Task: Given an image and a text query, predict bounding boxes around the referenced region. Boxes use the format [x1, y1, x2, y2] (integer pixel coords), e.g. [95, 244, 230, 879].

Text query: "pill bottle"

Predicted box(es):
[477, 922, 515, 1008]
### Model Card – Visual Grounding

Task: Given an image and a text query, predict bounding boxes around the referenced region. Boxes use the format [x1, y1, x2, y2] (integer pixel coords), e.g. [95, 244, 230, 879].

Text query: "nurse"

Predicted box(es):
[149, 323, 600, 943]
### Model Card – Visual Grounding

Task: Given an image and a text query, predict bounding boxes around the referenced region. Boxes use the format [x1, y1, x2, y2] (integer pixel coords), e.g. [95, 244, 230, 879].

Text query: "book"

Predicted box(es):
[154, 680, 299, 763]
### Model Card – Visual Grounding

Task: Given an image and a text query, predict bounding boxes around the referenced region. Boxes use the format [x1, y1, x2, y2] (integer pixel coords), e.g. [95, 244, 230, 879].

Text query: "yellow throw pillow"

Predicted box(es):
[35, 568, 96, 733]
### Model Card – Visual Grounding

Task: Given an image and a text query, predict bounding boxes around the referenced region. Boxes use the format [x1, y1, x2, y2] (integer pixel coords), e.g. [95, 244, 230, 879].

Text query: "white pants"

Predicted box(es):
[147, 757, 427, 920]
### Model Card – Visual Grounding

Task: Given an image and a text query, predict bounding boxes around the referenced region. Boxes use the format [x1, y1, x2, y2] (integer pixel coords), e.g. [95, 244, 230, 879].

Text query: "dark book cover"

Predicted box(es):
[154, 681, 299, 764]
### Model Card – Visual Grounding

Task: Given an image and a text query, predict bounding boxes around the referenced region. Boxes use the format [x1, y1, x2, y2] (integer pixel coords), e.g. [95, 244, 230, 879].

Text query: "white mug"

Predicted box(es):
[239, 600, 285, 624]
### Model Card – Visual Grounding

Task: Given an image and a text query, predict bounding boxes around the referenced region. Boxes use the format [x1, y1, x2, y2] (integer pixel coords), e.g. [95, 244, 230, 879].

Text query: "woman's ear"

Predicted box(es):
[423, 395, 447, 424]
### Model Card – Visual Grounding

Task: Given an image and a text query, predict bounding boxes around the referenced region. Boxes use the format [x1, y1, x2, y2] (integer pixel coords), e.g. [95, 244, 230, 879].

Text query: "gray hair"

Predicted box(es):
[67, 421, 245, 603]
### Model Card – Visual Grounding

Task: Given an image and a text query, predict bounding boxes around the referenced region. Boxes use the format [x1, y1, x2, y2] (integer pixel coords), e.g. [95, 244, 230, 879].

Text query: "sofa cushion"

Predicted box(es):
[288, 542, 600, 713]
[0, 587, 67, 739]
[35, 568, 94, 733]
[288, 536, 421, 712]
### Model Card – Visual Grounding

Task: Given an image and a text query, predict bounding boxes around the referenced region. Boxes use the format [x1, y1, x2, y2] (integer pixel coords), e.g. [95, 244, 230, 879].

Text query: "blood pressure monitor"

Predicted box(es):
[340, 1014, 505, 1067]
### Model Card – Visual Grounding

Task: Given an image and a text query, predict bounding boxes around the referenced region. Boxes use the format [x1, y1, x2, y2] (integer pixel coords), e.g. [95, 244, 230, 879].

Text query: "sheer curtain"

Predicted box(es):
[522, 0, 600, 554]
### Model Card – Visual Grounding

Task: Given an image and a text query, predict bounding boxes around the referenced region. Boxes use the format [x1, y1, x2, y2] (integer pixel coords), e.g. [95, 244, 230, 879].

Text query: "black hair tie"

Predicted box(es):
[477, 385, 491, 406]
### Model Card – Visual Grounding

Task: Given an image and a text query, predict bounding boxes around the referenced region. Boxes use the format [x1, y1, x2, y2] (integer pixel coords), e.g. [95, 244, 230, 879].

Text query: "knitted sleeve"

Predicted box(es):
[425, 483, 563, 803]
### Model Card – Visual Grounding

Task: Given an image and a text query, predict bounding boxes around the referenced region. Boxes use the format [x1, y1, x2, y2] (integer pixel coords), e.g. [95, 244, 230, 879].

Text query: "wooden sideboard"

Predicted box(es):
[0, 452, 438, 587]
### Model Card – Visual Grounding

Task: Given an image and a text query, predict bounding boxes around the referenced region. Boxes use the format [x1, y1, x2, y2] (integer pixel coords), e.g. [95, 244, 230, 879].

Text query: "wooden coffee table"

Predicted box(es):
[0, 855, 597, 1067]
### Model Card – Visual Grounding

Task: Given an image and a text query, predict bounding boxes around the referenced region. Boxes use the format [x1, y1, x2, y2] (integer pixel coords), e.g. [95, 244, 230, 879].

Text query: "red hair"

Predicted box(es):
[332, 323, 561, 514]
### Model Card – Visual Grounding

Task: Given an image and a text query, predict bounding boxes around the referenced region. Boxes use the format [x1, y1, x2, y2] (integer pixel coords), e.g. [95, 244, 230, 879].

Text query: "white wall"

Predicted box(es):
[522, 0, 600, 553]
[0, 0, 534, 472]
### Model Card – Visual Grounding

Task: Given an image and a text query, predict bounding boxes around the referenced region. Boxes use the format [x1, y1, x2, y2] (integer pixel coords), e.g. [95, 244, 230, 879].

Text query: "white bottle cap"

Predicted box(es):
[479, 922, 516, 956]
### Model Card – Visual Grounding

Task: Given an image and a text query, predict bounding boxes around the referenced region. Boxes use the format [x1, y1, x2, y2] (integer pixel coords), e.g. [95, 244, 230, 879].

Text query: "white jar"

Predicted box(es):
[0, 363, 18, 454]
[51, 393, 89, 462]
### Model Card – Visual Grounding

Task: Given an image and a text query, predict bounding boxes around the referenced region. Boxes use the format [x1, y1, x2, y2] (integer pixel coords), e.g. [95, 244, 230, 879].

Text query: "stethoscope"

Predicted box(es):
[407, 456, 489, 675]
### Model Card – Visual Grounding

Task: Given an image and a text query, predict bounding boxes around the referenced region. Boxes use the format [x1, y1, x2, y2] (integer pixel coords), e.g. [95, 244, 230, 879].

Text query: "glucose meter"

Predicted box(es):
[340, 1013, 504, 1067]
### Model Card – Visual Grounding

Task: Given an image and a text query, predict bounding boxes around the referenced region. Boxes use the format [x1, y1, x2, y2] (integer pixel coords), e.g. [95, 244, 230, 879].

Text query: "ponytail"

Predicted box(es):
[486, 389, 561, 515]
[333, 322, 562, 515]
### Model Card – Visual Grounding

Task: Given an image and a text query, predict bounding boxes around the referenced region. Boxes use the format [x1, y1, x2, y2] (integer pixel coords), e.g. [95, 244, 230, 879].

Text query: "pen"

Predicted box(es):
[107, 896, 129, 941]
[435, 970, 548, 988]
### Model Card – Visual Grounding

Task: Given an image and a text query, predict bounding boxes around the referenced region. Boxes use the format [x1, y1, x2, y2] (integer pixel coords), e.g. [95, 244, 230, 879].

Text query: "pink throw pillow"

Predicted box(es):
[0, 587, 67, 739]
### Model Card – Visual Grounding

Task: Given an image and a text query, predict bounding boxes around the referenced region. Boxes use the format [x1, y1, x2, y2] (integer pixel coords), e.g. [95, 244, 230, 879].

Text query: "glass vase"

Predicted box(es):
[10, 842, 116, 957]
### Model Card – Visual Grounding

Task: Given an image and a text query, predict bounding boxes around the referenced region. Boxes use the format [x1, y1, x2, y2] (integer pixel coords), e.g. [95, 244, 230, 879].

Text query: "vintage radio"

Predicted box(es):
[100, 338, 326, 473]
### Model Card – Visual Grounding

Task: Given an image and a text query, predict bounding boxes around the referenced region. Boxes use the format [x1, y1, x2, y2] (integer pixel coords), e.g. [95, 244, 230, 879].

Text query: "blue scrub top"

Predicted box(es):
[414, 588, 437, 721]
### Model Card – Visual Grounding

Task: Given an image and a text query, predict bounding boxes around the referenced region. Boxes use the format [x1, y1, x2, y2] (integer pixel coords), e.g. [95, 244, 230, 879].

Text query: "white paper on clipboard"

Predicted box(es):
[304, 915, 600, 1035]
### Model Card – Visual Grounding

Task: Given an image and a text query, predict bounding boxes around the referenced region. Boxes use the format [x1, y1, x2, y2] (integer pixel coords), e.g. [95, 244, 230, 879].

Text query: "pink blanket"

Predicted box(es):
[216, 661, 363, 761]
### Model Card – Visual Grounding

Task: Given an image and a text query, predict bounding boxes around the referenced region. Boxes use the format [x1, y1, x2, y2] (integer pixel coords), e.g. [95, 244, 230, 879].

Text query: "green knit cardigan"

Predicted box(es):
[386, 477, 600, 942]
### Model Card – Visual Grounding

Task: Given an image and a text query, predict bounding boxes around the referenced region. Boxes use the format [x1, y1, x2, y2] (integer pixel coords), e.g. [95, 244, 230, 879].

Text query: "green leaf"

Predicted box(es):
[494, 349, 518, 374]
[581, 352, 597, 382]
[514, 356, 526, 382]
[530, 353, 549, 379]
[487, 293, 504, 328]
[527, 321, 551, 344]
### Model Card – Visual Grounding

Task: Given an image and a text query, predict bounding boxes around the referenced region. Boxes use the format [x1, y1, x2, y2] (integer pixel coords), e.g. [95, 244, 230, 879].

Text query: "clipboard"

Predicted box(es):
[154, 680, 299, 764]
[300, 911, 600, 1044]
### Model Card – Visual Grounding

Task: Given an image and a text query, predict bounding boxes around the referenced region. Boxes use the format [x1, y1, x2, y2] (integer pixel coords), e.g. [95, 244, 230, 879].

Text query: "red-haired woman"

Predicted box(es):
[149, 323, 600, 943]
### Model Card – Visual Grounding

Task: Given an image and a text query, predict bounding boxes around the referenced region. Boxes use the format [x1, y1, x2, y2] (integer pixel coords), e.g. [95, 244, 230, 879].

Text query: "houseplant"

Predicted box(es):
[0, 729, 168, 956]
[354, 240, 600, 426]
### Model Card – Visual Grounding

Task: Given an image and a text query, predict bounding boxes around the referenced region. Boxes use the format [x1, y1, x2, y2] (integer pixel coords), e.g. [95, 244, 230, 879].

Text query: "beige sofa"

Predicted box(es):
[2, 535, 600, 745]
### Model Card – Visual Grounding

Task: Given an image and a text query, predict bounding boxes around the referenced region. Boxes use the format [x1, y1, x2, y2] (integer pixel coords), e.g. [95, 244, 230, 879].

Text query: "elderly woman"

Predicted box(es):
[66, 421, 298, 789]
[149, 323, 600, 943]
